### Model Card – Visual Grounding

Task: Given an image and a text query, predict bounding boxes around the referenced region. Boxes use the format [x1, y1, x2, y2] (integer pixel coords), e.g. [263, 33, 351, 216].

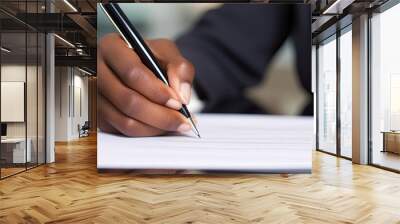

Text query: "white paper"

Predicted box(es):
[98, 114, 313, 173]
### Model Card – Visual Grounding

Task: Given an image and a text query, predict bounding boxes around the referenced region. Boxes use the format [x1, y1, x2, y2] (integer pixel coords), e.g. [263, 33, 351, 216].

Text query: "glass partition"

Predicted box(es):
[27, 30, 38, 169]
[1, 30, 28, 177]
[26, 0, 43, 169]
[370, 3, 400, 171]
[0, 0, 46, 179]
[339, 27, 352, 158]
[317, 35, 337, 154]
[38, 32, 45, 165]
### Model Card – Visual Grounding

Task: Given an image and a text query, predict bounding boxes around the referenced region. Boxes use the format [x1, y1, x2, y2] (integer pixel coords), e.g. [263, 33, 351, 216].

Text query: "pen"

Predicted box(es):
[100, 3, 201, 138]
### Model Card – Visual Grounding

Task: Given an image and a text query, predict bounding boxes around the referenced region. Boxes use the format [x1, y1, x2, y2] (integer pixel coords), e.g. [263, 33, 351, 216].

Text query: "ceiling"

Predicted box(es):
[0, 0, 97, 72]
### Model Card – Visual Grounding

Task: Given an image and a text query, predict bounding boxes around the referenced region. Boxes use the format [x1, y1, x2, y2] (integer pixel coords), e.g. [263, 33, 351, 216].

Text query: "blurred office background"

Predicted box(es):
[1, 0, 97, 179]
[314, 1, 400, 171]
[97, 3, 310, 116]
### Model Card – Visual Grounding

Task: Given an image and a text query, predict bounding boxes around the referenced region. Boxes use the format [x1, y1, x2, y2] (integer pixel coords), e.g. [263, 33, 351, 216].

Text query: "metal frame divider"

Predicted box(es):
[336, 25, 341, 158]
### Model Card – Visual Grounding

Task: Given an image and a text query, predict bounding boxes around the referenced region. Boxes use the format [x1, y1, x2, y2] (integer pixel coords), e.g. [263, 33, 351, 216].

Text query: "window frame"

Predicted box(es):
[315, 18, 353, 160]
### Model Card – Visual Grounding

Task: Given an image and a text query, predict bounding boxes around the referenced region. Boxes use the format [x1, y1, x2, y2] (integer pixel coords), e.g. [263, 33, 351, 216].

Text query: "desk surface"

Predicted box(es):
[1, 138, 26, 144]
[381, 131, 400, 134]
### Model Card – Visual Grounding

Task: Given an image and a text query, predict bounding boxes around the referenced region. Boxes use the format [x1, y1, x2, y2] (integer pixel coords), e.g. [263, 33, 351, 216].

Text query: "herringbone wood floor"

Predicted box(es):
[1, 134, 400, 224]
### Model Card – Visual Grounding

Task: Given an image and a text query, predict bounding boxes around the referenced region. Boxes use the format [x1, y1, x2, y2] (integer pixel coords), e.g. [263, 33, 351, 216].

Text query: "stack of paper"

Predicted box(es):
[98, 114, 313, 173]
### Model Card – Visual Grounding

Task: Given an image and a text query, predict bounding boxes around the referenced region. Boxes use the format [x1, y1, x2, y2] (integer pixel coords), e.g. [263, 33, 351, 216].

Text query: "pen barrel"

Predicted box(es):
[179, 106, 191, 119]
[102, 3, 169, 85]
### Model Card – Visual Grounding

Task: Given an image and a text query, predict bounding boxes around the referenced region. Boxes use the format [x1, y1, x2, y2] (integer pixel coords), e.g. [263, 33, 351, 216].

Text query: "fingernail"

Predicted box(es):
[165, 98, 182, 110]
[177, 123, 191, 132]
[180, 82, 191, 105]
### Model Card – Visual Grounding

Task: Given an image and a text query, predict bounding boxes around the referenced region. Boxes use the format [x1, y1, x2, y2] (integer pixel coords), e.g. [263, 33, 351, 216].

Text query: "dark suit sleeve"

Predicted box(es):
[176, 4, 294, 113]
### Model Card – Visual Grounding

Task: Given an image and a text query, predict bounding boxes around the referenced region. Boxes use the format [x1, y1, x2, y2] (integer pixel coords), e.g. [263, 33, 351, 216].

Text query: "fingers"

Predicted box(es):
[167, 59, 195, 105]
[98, 94, 165, 137]
[98, 116, 119, 134]
[98, 57, 191, 132]
[147, 39, 195, 105]
[99, 34, 182, 110]
[97, 33, 196, 137]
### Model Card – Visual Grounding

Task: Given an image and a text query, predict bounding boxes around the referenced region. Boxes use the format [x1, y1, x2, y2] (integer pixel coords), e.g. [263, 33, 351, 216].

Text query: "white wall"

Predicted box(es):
[1, 82, 25, 122]
[54, 67, 89, 141]
[55, 66, 69, 141]
[1, 65, 32, 137]
[72, 74, 89, 137]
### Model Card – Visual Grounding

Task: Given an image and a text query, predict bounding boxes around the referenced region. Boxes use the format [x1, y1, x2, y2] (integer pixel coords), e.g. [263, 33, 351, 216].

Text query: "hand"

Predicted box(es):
[98, 33, 195, 137]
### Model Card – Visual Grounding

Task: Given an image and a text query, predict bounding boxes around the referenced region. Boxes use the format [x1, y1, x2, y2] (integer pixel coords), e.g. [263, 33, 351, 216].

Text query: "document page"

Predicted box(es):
[98, 114, 313, 173]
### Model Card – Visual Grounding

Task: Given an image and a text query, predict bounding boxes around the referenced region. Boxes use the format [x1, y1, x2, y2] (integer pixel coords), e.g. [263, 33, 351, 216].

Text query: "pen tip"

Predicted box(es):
[188, 117, 201, 138]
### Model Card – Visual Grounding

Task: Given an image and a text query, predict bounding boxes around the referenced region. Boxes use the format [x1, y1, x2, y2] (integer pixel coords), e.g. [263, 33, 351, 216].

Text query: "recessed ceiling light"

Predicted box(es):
[78, 67, 93, 76]
[322, 0, 354, 15]
[1, 47, 11, 53]
[54, 34, 75, 48]
[63, 0, 78, 12]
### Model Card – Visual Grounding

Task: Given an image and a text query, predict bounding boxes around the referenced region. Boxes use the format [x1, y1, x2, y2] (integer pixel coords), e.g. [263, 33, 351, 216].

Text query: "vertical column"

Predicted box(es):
[46, 0, 55, 163]
[88, 76, 97, 132]
[312, 45, 317, 149]
[352, 14, 369, 164]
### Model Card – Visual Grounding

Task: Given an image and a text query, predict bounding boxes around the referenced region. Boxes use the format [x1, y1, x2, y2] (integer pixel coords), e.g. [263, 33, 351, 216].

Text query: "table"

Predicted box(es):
[381, 131, 400, 154]
[1, 138, 31, 164]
